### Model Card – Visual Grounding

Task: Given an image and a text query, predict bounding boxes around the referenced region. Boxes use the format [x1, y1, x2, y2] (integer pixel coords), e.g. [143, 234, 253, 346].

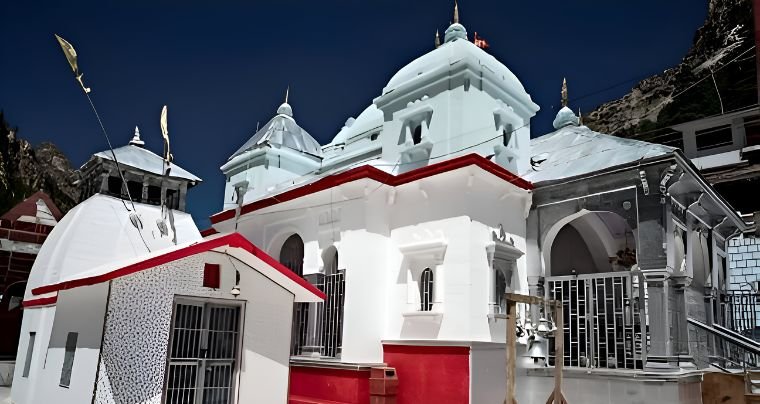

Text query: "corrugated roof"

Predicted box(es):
[522, 124, 675, 183]
[1, 191, 63, 225]
[92, 145, 201, 182]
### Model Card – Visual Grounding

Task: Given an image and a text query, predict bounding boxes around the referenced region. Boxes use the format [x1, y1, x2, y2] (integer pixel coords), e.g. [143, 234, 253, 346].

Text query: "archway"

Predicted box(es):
[545, 211, 636, 277]
[279, 234, 305, 277]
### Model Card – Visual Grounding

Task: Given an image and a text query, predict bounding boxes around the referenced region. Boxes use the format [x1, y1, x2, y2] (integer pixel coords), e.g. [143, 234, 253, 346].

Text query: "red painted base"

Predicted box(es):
[382, 344, 470, 404]
[289, 365, 370, 404]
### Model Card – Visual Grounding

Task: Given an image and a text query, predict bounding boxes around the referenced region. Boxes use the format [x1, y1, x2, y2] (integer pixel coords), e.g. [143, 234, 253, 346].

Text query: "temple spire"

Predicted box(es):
[129, 126, 145, 147]
[285, 86, 290, 104]
[453, 0, 460, 24]
[561, 78, 568, 108]
[435, 30, 441, 48]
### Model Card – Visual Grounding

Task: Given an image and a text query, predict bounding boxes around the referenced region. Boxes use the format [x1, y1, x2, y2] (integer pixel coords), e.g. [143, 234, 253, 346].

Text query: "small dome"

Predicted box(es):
[330, 104, 383, 145]
[552, 107, 579, 129]
[444, 23, 467, 43]
[229, 102, 322, 159]
[277, 102, 293, 117]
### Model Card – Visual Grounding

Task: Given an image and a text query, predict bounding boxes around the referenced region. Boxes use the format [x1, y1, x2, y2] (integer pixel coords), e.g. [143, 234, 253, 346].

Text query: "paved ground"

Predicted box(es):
[0, 386, 9, 404]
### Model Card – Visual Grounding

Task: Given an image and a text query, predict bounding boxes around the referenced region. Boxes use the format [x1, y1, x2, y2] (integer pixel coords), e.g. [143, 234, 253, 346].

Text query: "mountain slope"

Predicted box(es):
[0, 111, 80, 215]
[585, 0, 757, 139]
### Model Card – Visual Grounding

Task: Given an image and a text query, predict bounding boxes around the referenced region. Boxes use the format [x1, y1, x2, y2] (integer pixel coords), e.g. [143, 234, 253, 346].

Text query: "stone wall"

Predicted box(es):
[728, 236, 760, 290]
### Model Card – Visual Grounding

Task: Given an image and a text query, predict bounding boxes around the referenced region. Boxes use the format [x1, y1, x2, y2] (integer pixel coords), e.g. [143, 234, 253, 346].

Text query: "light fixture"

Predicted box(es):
[231, 285, 240, 297]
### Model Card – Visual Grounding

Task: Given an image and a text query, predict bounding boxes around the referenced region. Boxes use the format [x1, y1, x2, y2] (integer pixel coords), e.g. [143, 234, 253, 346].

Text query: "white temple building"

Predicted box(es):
[10, 5, 755, 404]
[207, 6, 749, 404]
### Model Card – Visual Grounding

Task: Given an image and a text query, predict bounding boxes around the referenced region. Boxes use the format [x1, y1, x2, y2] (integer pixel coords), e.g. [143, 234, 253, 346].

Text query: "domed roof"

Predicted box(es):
[330, 104, 383, 145]
[229, 102, 322, 160]
[553, 106, 580, 129]
[382, 29, 527, 100]
[25, 194, 201, 300]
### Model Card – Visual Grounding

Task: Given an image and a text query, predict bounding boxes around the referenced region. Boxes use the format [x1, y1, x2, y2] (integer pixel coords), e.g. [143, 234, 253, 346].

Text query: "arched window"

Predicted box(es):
[412, 124, 422, 145]
[494, 269, 507, 314]
[280, 234, 304, 277]
[419, 268, 434, 311]
[281, 234, 307, 356]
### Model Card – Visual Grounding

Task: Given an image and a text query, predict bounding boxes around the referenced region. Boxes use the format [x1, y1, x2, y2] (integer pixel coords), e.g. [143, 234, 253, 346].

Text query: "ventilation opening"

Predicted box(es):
[412, 125, 422, 145]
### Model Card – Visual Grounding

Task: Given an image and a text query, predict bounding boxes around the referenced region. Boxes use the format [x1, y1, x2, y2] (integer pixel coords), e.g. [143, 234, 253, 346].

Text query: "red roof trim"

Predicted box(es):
[210, 153, 532, 224]
[31, 233, 326, 301]
[200, 227, 219, 237]
[22, 295, 58, 308]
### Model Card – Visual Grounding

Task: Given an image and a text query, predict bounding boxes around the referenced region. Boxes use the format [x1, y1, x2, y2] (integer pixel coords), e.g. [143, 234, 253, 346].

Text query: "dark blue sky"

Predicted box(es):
[0, 1, 707, 228]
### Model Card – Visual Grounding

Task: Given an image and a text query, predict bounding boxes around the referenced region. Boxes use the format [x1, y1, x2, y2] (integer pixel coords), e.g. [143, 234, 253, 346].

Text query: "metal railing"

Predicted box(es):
[546, 272, 644, 369]
[291, 271, 345, 358]
[688, 318, 760, 372]
[724, 291, 760, 341]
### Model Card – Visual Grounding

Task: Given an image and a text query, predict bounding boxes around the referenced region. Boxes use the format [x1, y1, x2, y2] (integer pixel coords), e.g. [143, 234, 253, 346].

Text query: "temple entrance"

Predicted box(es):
[544, 211, 644, 369]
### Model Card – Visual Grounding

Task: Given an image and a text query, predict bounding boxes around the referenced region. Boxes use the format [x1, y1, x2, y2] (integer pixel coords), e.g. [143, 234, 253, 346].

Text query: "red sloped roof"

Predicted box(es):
[210, 153, 533, 224]
[29, 232, 326, 302]
[1, 191, 64, 224]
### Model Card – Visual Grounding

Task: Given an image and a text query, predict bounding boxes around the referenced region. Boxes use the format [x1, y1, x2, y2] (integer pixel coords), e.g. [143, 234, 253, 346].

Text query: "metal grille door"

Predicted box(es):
[547, 274, 643, 369]
[166, 301, 241, 404]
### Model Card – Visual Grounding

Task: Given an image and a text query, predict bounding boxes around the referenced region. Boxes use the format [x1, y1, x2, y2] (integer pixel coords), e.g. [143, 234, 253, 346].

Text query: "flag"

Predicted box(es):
[160, 105, 169, 140]
[473, 32, 490, 49]
[54, 34, 91, 93]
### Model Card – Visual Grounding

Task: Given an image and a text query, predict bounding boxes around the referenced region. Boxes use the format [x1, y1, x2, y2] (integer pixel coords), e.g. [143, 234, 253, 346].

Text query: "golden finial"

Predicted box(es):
[435, 30, 441, 48]
[453, 0, 460, 24]
[561, 77, 568, 108]
[285, 85, 290, 104]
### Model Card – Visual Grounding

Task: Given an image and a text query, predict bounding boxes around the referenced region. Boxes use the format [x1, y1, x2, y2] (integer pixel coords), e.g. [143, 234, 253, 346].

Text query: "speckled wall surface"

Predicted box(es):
[94, 254, 225, 404]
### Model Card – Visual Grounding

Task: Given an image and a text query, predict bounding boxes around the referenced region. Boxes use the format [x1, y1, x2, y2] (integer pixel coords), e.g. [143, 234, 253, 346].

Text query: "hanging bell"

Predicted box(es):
[526, 334, 548, 364]
[537, 317, 551, 335]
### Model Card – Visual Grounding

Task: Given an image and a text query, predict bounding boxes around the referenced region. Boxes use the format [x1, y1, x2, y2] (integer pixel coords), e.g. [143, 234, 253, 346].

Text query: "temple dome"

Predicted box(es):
[553, 106, 580, 129]
[229, 102, 322, 160]
[381, 27, 530, 106]
[330, 104, 383, 145]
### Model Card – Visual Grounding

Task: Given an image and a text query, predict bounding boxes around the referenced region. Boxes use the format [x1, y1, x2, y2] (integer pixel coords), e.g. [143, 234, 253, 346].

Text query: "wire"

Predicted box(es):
[83, 92, 137, 213]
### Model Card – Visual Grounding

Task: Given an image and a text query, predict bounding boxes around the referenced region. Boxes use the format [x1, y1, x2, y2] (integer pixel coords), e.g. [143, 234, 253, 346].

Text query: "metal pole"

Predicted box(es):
[505, 299, 517, 404]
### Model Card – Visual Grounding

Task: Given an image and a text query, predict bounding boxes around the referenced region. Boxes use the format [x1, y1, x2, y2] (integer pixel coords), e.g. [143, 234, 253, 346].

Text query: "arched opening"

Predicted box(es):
[319, 246, 344, 357]
[548, 211, 636, 277]
[279, 233, 306, 356]
[280, 234, 304, 277]
[419, 268, 434, 311]
[0, 281, 25, 358]
[543, 211, 642, 370]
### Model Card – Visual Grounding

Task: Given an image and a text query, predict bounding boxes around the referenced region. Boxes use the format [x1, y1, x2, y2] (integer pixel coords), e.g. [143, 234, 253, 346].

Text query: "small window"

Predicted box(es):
[107, 176, 123, 196]
[127, 181, 143, 202]
[502, 129, 512, 147]
[370, 132, 380, 141]
[147, 185, 161, 205]
[695, 124, 733, 151]
[22, 332, 35, 378]
[166, 189, 179, 209]
[412, 124, 422, 145]
[494, 269, 507, 314]
[203, 263, 221, 289]
[59, 332, 78, 388]
[419, 268, 434, 311]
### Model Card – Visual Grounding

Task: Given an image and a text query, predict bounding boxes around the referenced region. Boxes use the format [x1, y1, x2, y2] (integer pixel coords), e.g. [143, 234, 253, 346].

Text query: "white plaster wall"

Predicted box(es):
[10, 306, 56, 404]
[93, 252, 293, 404]
[228, 166, 530, 364]
[223, 157, 307, 211]
[12, 283, 108, 404]
[380, 87, 530, 175]
[470, 343, 507, 404]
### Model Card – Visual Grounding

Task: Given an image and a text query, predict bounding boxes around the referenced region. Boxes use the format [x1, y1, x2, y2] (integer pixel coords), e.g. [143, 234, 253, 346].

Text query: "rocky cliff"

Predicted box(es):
[585, 0, 757, 138]
[0, 111, 80, 215]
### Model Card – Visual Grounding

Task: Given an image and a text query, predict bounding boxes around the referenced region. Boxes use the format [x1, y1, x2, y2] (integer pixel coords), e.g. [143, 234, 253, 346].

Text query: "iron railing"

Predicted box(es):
[723, 291, 760, 341]
[291, 271, 345, 358]
[688, 318, 760, 372]
[546, 272, 644, 369]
